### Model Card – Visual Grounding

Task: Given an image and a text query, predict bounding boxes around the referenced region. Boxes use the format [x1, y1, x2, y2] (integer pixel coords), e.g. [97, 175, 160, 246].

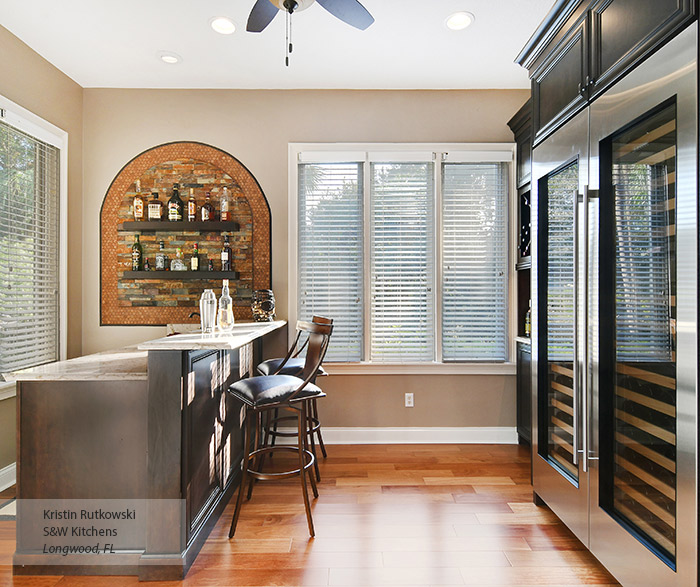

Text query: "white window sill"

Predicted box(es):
[324, 362, 516, 375]
[0, 381, 17, 401]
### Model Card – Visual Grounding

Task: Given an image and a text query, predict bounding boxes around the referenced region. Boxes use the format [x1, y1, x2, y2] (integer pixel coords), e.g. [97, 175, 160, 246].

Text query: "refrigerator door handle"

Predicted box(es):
[581, 186, 588, 472]
[583, 187, 599, 468]
[572, 189, 580, 466]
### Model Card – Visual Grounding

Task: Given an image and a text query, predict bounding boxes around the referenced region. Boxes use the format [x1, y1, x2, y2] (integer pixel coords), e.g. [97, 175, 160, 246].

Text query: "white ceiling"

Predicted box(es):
[1, 0, 554, 89]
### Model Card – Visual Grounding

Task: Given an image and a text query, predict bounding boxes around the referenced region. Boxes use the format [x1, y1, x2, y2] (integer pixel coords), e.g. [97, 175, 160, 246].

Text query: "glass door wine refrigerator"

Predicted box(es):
[531, 24, 697, 586]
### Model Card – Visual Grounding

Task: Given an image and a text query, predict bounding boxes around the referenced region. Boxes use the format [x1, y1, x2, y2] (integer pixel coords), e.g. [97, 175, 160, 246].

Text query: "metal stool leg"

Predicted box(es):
[229, 407, 252, 538]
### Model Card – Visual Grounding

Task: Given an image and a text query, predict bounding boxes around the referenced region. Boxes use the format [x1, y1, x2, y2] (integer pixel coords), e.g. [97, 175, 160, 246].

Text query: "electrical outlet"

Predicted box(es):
[405, 392, 414, 408]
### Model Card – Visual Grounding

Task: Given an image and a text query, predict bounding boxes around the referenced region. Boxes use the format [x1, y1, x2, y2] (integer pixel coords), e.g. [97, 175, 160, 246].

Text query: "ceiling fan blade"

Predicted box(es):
[316, 0, 374, 30]
[247, 0, 280, 32]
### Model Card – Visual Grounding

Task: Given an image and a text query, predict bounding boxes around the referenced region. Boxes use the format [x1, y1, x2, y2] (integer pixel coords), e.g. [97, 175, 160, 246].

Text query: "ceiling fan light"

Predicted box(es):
[445, 11, 474, 31]
[210, 16, 236, 35]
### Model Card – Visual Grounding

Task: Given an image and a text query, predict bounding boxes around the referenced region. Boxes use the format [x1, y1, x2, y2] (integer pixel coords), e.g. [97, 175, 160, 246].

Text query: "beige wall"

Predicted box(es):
[82, 88, 526, 428]
[0, 26, 83, 471]
[0, 25, 83, 360]
[0, 396, 15, 469]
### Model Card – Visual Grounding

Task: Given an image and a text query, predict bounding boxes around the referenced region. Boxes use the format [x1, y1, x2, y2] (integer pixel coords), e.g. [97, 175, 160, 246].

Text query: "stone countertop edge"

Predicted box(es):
[137, 320, 287, 351]
[2, 321, 286, 382]
[3, 347, 149, 382]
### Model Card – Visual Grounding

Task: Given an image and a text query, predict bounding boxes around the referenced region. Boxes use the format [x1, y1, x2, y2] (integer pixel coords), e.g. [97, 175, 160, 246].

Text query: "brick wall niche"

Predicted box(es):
[101, 142, 271, 325]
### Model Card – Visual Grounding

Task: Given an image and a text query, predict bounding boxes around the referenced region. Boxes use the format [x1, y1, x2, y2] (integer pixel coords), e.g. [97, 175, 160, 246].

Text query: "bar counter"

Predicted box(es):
[5, 321, 286, 581]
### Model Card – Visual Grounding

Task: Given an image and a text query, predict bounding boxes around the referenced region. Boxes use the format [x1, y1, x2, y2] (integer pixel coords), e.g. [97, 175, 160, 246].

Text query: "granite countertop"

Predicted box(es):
[2, 321, 286, 382]
[2, 347, 148, 382]
[138, 320, 286, 351]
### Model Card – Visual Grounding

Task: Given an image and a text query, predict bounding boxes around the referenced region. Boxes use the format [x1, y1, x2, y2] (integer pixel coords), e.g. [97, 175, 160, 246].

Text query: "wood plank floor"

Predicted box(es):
[0, 444, 619, 586]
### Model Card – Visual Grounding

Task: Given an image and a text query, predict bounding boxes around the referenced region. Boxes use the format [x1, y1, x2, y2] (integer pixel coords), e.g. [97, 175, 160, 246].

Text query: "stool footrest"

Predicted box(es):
[267, 414, 322, 437]
[246, 445, 315, 480]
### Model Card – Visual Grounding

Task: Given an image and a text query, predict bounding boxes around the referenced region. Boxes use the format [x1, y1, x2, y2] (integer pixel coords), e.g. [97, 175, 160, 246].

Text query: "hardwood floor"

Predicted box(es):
[0, 444, 619, 586]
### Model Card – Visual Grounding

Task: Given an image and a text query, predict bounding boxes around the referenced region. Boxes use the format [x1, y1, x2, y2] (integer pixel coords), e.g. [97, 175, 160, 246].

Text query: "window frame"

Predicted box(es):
[289, 143, 517, 375]
[0, 94, 68, 398]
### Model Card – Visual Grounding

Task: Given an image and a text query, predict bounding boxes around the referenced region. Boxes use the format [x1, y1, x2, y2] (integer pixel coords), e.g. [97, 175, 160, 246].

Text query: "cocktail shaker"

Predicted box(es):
[199, 289, 217, 333]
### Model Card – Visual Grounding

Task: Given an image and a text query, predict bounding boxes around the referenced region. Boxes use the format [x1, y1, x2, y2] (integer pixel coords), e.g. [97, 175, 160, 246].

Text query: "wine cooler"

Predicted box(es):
[531, 24, 697, 586]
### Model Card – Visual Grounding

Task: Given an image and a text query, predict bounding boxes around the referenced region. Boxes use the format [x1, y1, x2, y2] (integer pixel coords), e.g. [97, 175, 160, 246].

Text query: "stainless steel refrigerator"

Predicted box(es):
[531, 23, 697, 586]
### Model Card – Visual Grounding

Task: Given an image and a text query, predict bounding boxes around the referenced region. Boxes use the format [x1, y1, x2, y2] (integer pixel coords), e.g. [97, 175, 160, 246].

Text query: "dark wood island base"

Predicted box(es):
[6, 321, 287, 581]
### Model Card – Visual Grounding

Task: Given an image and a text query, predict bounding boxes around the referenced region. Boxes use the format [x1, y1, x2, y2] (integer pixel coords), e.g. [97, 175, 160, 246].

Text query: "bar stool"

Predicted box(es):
[227, 320, 333, 538]
[257, 316, 333, 481]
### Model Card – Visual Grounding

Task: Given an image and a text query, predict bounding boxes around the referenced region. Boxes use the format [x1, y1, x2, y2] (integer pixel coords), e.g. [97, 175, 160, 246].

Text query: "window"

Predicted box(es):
[0, 100, 66, 375]
[291, 144, 513, 365]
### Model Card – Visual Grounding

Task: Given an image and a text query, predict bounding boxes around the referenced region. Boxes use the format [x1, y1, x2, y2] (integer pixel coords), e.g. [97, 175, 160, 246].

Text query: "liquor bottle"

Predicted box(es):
[221, 235, 233, 272]
[207, 259, 214, 271]
[143, 258, 151, 271]
[190, 242, 200, 271]
[220, 187, 232, 221]
[170, 247, 187, 271]
[155, 240, 167, 271]
[524, 300, 532, 337]
[201, 191, 215, 221]
[217, 279, 235, 332]
[187, 188, 197, 222]
[133, 179, 145, 221]
[131, 235, 143, 271]
[148, 191, 164, 221]
[167, 183, 184, 222]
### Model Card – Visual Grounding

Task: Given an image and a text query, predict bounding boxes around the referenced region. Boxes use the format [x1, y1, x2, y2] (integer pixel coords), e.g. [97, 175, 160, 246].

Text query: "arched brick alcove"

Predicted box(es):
[100, 141, 271, 325]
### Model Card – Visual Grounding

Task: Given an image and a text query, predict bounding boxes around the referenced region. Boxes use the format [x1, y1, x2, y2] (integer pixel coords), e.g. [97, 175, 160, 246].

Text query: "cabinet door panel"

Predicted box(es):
[533, 16, 589, 144]
[516, 342, 532, 445]
[184, 349, 222, 543]
[590, 0, 695, 98]
[221, 348, 245, 488]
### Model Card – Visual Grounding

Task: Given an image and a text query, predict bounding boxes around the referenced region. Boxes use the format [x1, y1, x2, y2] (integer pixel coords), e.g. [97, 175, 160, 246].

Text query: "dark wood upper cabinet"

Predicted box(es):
[507, 99, 533, 189]
[518, 0, 695, 145]
[589, 0, 695, 98]
[532, 13, 589, 143]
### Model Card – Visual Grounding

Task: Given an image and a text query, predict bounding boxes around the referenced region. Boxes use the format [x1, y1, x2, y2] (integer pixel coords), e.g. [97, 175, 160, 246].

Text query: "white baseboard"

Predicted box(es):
[275, 426, 518, 445]
[0, 462, 16, 491]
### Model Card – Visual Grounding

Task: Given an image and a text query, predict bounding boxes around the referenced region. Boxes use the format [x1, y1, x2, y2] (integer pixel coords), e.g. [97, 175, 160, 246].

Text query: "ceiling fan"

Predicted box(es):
[246, 0, 375, 33]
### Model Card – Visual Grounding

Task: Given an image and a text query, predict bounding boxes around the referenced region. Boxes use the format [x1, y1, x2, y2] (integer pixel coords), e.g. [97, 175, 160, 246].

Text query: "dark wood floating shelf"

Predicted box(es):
[118, 220, 240, 232]
[123, 271, 240, 280]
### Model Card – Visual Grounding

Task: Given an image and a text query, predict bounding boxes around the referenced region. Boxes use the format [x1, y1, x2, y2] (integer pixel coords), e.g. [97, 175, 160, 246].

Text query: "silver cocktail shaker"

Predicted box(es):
[199, 289, 217, 333]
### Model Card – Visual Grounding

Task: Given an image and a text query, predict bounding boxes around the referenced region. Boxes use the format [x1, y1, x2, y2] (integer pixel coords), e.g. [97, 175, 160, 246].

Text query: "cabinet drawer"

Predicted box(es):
[589, 0, 695, 98]
[533, 14, 590, 144]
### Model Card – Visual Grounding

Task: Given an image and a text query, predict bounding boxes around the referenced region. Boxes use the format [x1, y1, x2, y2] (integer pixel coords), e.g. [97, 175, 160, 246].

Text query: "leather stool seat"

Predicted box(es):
[257, 357, 327, 377]
[230, 374, 324, 408]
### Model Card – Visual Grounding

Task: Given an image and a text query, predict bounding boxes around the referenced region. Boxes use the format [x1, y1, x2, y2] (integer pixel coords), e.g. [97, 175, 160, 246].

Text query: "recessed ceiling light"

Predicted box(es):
[158, 52, 182, 65]
[445, 11, 474, 31]
[210, 16, 236, 35]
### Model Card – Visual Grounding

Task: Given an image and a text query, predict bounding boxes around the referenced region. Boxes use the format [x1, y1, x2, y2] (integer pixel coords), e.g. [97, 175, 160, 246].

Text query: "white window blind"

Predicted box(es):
[545, 163, 578, 362]
[370, 162, 434, 362]
[298, 162, 363, 361]
[613, 164, 674, 361]
[442, 163, 508, 361]
[0, 119, 60, 372]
